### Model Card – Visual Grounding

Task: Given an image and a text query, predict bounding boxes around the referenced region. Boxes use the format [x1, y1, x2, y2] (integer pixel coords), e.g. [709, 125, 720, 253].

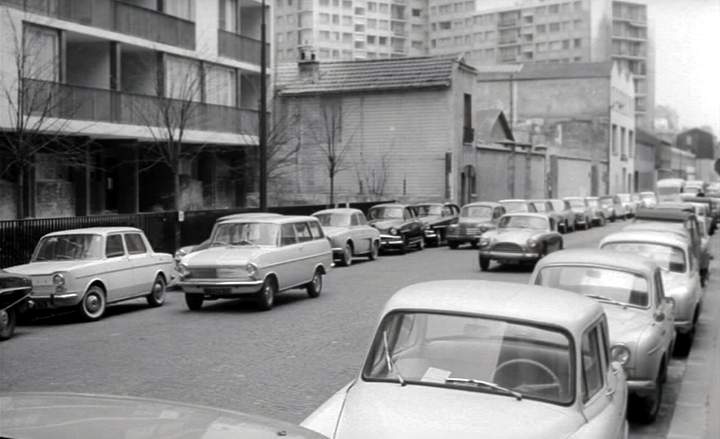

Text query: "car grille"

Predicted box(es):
[189, 268, 216, 278]
[492, 243, 524, 253]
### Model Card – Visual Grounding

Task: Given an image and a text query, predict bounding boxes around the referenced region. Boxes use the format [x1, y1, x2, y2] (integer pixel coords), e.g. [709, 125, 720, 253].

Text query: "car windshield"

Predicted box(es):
[461, 206, 493, 218]
[32, 234, 104, 261]
[210, 222, 279, 246]
[617, 194, 630, 202]
[601, 242, 687, 273]
[414, 205, 443, 216]
[550, 200, 565, 211]
[599, 198, 612, 207]
[369, 207, 404, 220]
[586, 199, 599, 208]
[658, 186, 681, 196]
[502, 202, 528, 213]
[499, 216, 548, 230]
[566, 199, 585, 208]
[531, 202, 547, 212]
[363, 311, 574, 405]
[314, 213, 351, 227]
[537, 266, 650, 308]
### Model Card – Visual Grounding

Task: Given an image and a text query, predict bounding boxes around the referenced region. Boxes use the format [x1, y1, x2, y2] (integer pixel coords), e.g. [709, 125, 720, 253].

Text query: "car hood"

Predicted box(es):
[485, 228, 539, 242]
[5, 260, 100, 275]
[369, 219, 402, 231]
[183, 246, 267, 266]
[0, 393, 324, 439]
[602, 305, 650, 344]
[334, 383, 581, 439]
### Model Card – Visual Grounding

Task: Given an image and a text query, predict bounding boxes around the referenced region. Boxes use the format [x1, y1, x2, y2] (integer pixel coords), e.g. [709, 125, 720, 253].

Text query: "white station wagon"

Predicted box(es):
[6, 227, 174, 321]
[302, 280, 628, 439]
[176, 215, 332, 311]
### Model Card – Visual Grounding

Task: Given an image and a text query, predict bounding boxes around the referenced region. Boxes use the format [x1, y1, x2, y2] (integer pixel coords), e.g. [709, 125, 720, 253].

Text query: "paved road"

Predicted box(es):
[0, 220, 713, 438]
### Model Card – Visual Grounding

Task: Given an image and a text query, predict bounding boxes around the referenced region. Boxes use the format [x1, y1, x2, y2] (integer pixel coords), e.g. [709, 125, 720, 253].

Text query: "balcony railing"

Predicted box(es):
[463, 127, 474, 144]
[22, 78, 259, 136]
[114, 1, 195, 50]
[218, 29, 269, 66]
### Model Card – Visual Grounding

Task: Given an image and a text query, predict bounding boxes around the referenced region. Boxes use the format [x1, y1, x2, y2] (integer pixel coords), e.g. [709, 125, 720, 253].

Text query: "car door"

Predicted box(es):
[294, 221, 317, 284]
[578, 320, 627, 439]
[103, 234, 132, 300]
[278, 223, 300, 289]
[356, 212, 377, 253]
[654, 269, 675, 348]
[123, 232, 154, 295]
[349, 213, 369, 254]
[404, 207, 423, 241]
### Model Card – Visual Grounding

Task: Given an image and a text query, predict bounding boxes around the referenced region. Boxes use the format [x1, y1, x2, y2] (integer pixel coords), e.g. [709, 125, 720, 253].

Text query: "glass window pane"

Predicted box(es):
[124, 234, 148, 254]
[581, 328, 603, 402]
[206, 64, 237, 106]
[281, 223, 297, 246]
[106, 235, 125, 257]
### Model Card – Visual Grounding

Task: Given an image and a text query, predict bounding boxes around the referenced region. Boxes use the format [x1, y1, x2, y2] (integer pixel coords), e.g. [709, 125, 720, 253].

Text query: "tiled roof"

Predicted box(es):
[276, 55, 471, 96]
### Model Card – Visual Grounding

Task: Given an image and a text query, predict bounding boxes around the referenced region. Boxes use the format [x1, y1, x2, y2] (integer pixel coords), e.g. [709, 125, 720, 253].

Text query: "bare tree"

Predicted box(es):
[356, 149, 391, 200]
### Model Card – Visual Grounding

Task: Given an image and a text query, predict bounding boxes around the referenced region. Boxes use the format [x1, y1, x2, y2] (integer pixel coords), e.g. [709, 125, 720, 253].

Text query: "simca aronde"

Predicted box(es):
[446, 202, 505, 249]
[549, 198, 576, 232]
[532, 250, 676, 423]
[599, 231, 702, 356]
[499, 199, 538, 214]
[6, 227, 174, 321]
[410, 202, 460, 246]
[312, 208, 380, 266]
[0, 271, 32, 341]
[367, 204, 425, 253]
[301, 280, 628, 439]
[177, 216, 332, 311]
[478, 213, 563, 271]
[563, 197, 593, 229]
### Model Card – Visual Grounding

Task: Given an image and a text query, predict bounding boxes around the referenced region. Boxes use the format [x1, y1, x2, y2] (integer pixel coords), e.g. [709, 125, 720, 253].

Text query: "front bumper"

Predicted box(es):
[177, 279, 264, 296]
[478, 250, 541, 261]
[674, 319, 694, 333]
[379, 234, 405, 248]
[627, 379, 657, 395]
[27, 292, 82, 309]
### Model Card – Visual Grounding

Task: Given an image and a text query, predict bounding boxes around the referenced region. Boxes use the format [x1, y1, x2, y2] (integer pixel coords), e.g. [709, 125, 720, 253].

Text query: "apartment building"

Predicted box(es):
[273, 0, 428, 63]
[0, 0, 269, 219]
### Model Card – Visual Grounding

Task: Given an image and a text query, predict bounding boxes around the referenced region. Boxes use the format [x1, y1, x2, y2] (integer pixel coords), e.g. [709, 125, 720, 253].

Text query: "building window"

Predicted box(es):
[574, 38, 582, 48]
[412, 8, 421, 17]
[549, 22, 560, 32]
[439, 21, 451, 30]
[549, 4, 559, 14]
[612, 124, 618, 155]
[205, 64, 237, 107]
[463, 93, 473, 143]
[629, 130, 634, 157]
[621, 127, 627, 156]
[23, 24, 60, 81]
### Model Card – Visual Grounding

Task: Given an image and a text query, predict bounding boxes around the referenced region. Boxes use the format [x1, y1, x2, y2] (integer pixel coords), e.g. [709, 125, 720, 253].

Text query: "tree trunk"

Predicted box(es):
[17, 165, 25, 219]
[329, 173, 335, 206]
[173, 170, 182, 250]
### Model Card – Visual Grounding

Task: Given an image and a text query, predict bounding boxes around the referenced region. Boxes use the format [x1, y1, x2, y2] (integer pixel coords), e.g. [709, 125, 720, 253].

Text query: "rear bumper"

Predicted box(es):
[177, 279, 264, 296]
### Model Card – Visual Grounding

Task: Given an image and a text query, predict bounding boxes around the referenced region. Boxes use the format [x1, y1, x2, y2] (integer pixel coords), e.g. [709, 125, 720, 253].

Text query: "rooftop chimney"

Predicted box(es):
[298, 44, 320, 80]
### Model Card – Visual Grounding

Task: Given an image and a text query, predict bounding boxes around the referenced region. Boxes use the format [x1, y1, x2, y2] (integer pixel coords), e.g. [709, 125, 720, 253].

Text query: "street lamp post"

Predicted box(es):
[258, 0, 268, 210]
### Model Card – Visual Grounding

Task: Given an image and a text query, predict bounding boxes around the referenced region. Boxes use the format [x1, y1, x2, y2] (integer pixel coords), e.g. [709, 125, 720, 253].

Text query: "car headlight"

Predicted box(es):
[53, 273, 65, 292]
[610, 344, 631, 366]
[174, 249, 187, 261]
[177, 263, 190, 277]
[479, 237, 490, 247]
[246, 262, 258, 280]
[527, 239, 539, 248]
[449, 224, 459, 229]
[389, 227, 398, 236]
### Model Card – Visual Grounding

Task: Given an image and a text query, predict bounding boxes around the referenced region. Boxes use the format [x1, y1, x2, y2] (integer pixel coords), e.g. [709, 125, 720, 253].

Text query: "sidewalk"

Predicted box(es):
[666, 238, 720, 439]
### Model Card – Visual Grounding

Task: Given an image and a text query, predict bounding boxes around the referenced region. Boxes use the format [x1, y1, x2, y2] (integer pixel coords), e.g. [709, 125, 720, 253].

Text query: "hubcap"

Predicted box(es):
[313, 274, 321, 291]
[86, 294, 101, 314]
[154, 281, 164, 298]
[0, 310, 8, 328]
[345, 247, 352, 263]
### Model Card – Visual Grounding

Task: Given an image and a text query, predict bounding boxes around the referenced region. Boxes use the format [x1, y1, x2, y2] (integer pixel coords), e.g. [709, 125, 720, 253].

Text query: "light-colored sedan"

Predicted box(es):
[5, 227, 174, 321]
[563, 196, 593, 229]
[301, 280, 628, 439]
[313, 208, 380, 266]
[600, 231, 702, 356]
[176, 216, 332, 311]
[532, 250, 676, 423]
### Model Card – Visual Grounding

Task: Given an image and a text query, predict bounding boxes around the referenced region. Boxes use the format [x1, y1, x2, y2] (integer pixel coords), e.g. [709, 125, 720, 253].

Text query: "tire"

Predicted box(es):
[630, 367, 664, 424]
[674, 327, 695, 357]
[146, 275, 166, 307]
[79, 285, 106, 321]
[448, 241, 459, 249]
[256, 277, 277, 310]
[306, 269, 323, 298]
[479, 256, 490, 271]
[185, 294, 204, 311]
[417, 237, 425, 250]
[0, 308, 17, 341]
[368, 241, 379, 260]
[341, 243, 353, 267]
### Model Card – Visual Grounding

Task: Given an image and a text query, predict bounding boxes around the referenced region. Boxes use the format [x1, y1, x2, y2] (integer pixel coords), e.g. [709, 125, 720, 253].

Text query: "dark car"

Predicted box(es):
[410, 202, 460, 246]
[529, 199, 566, 233]
[368, 203, 425, 253]
[0, 270, 33, 341]
[446, 202, 505, 249]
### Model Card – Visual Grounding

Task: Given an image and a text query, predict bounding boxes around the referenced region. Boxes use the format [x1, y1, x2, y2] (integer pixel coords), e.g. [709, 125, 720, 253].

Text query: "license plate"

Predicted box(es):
[204, 287, 231, 295]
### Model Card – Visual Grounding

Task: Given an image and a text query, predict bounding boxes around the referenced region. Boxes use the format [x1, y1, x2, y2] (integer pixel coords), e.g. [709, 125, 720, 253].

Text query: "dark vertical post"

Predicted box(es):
[258, 0, 268, 210]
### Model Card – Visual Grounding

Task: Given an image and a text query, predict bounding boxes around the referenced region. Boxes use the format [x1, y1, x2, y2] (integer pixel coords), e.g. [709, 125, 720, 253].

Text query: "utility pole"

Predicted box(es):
[258, 0, 268, 210]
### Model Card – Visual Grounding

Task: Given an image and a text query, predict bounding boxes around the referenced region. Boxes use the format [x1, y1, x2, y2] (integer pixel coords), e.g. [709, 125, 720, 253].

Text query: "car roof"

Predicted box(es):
[371, 203, 407, 208]
[584, 196, 599, 200]
[537, 249, 658, 276]
[217, 215, 319, 225]
[462, 201, 502, 208]
[217, 212, 283, 222]
[600, 231, 689, 249]
[528, 199, 551, 203]
[499, 199, 528, 203]
[312, 208, 362, 215]
[382, 280, 603, 336]
[501, 212, 549, 219]
[623, 222, 689, 237]
[635, 208, 694, 221]
[45, 227, 142, 236]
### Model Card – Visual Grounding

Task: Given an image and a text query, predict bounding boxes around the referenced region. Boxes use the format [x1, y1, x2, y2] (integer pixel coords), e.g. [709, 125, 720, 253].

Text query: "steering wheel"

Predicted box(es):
[492, 358, 562, 397]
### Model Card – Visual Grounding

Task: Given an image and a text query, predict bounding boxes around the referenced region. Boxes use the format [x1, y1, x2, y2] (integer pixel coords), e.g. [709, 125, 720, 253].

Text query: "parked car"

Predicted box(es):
[616, 193, 636, 217]
[599, 231, 702, 356]
[446, 202, 505, 249]
[680, 195, 717, 235]
[0, 271, 32, 341]
[599, 195, 627, 221]
[312, 208, 380, 266]
[499, 199, 538, 214]
[563, 196, 593, 230]
[410, 202, 460, 246]
[531, 250, 675, 423]
[0, 392, 326, 439]
[656, 178, 685, 202]
[367, 203, 425, 253]
[548, 198, 576, 232]
[684, 180, 707, 196]
[301, 280, 628, 439]
[639, 192, 658, 208]
[529, 199, 566, 232]
[584, 196, 607, 226]
[5, 227, 174, 321]
[176, 215, 332, 311]
[477, 213, 563, 271]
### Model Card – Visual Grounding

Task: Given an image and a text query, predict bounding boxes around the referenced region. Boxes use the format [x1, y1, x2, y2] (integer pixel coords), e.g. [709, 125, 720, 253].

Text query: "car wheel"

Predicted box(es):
[448, 241, 459, 249]
[479, 256, 490, 271]
[341, 243, 353, 267]
[631, 366, 664, 424]
[185, 294, 204, 311]
[417, 237, 425, 250]
[675, 310, 699, 357]
[306, 269, 323, 298]
[79, 285, 106, 321]
[368, 241, 379, 260]
[0, 308, 17, 341]
[257, 277, 277, 310]
[146, 275, 166, 307]
[435, 233, 443, 247]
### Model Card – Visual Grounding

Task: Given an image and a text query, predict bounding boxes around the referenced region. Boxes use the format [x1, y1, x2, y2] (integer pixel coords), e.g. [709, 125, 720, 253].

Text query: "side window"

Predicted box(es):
[105, 234, 125, 258]
[281, 223, 297, 246]
[598, 319, 610, 371]
[356, 213, 368, 225]
[493, 208, 504, 219]
[350, 214, 360, 226]
[308, 220, 325, 239]
[654, 269, 665, 306]
[404, 208, 413, 220]
[294, 222, 313, 242]
[564, 201, 571, 210]
[549, 218, 556, 231]
[124, 233, 147, 254]
[581, 325, 604, 403]
[528, 203, 537, 212]
[546, 202, 554, 212]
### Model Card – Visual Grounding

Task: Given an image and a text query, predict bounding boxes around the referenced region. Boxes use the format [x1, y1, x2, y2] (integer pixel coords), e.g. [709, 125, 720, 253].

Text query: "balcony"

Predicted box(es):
[463, 127, 474, 144]
[218, 29, 269, 66]
[23, 78, 259, 136]
[498, 19, 518, 28]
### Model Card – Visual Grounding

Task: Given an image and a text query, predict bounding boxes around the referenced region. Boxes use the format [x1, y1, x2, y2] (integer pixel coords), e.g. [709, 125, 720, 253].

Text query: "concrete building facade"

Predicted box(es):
[0, 0, 268, 219]
[634, 128, 659, 191]
[676, 128, 717, 182]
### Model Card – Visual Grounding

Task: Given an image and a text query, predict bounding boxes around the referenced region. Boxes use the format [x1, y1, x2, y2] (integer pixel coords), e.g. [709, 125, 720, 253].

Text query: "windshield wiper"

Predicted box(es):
[445, 377, 522, 401]
[585, 294, 627, 309]
[382, 330, 406, 386]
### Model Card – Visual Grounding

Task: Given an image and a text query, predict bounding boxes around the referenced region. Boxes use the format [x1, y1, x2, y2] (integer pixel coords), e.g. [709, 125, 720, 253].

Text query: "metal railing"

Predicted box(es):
[218, 29, 269, 66]
[114, 1, 195, 50]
